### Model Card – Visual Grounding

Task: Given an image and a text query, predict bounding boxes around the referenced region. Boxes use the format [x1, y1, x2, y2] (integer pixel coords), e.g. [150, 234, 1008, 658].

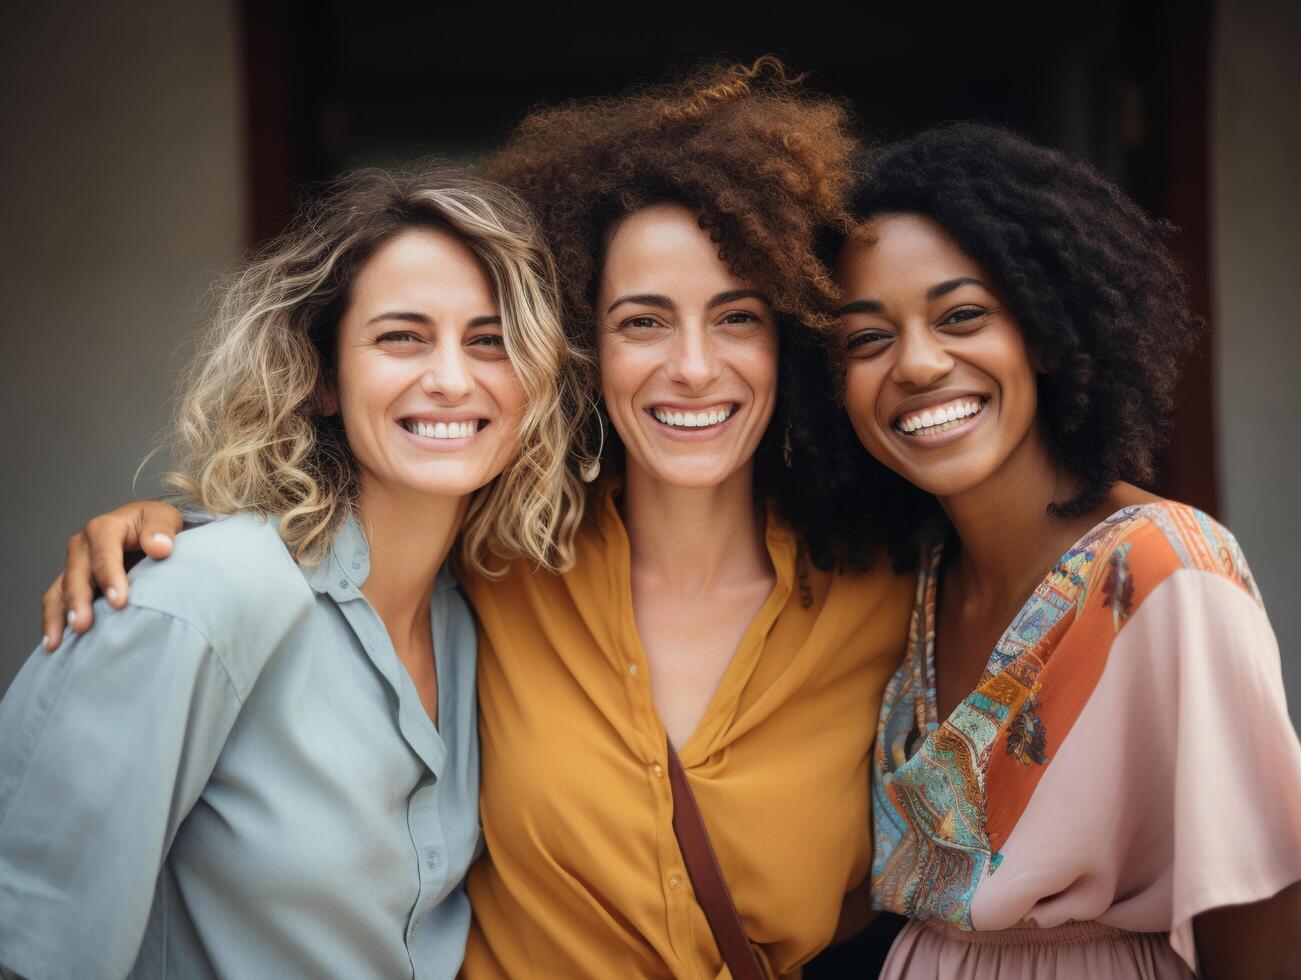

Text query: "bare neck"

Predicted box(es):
[355, 479, 468, 644]
[621, 458, 772, 593]
[938, 421, 1089, 611]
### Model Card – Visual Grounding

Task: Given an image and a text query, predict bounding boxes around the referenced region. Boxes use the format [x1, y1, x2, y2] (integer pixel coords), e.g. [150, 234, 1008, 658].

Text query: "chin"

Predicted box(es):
[890, 457, 995, 499]
[398, 463, 500, 499]
[645, 456, 741, 490]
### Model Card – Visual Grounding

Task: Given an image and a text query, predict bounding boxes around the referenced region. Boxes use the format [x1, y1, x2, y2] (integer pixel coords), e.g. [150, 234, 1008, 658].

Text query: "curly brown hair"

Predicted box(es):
[484, 56, 860, 482]
[787, 122, 1203, 571]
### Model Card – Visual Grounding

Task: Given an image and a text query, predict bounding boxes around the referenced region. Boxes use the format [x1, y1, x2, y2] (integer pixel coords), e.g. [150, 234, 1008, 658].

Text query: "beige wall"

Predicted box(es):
[0, 0, 246, 689]
[1212, 0, 1301, 726]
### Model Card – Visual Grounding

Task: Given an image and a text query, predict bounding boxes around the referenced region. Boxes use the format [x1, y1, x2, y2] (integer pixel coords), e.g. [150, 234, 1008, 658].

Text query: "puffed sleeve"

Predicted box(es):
[1144, 570, 1301, 971]
[0, 602, 245, 980]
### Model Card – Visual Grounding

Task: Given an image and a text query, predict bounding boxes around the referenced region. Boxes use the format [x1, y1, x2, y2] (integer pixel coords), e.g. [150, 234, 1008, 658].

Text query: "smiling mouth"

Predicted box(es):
[400, 418, 485, 440]
[893, 397, 987, 438]
[648, 404, 738, 430]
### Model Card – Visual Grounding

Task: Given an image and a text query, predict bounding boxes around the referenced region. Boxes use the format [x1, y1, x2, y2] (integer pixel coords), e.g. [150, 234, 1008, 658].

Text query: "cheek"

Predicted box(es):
[983, 332, 1040, 425]
[597, 340, 648, 412]
[744, 338, 780, 402]
[337, 352, 410, 415]
[487, 366, 528, 436]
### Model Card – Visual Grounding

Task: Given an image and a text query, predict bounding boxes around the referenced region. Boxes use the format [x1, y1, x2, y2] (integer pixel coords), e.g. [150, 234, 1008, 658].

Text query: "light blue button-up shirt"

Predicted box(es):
[0, 512, 481, 980]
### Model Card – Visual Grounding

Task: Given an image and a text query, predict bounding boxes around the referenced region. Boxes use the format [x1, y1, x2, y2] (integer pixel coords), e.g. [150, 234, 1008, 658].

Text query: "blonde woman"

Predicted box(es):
[0, 167, 585, 980]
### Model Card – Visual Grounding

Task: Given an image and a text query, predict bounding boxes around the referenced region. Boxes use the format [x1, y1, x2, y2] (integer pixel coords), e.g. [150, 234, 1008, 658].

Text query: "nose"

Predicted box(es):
[890, 322, 954, 389]
[665, 322, 722, 390]
[420, 343, 474, 403]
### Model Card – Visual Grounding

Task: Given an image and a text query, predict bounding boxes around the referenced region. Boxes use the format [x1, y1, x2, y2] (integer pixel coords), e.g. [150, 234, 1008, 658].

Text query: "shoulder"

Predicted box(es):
[1076, 500, 1264, 637]
[460, 516, 602, 613]
[1091, 501, 1258, 597]
[125, 513, 316, 686]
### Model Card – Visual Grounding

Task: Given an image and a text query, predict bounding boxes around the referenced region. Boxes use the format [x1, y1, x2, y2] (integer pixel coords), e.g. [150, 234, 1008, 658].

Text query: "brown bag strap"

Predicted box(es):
[667, 740, 766, 980]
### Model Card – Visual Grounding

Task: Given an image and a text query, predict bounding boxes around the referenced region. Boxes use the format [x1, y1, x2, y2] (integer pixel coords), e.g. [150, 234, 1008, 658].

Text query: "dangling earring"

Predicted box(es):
[581, 411, 606, 483]
[782, 419, 794, 468]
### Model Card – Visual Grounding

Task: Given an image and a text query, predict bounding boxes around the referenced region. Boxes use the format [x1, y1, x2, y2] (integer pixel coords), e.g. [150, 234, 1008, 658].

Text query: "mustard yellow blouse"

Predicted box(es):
[460, 484, 912, 978]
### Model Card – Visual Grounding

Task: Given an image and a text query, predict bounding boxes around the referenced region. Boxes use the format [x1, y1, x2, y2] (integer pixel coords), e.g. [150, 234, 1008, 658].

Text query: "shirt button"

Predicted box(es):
[668, 874, 683, 890]
[628, 663, 639, 677]
[338, 579, 350, 590]
[351, 561, 361, 570]
[426, 849, 440, 870]
[652, 763, 664, 778]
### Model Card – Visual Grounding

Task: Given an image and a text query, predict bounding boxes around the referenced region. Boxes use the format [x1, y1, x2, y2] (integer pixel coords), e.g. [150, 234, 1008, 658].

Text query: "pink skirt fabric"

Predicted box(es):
[879, 919, 1194, 980]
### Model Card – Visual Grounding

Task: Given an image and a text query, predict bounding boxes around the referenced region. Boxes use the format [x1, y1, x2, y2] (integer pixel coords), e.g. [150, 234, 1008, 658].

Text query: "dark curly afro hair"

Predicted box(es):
[484, 57, 860, 497]
[787, 121, 1203, 572]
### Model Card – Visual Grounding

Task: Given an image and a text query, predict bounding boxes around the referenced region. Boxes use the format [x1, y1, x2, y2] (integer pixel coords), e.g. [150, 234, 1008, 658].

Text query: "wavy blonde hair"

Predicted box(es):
[165, 165, 593, 575]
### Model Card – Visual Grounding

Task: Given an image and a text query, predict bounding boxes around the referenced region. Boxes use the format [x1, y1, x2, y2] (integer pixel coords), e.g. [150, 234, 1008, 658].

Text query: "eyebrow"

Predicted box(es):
[367, 311, 430, 326]
[832, 299, 885, 317]
[606, 293, 673, 315]
[606, 288, 769, 316]
[927, 277, 988, 300]
[708, 288, 768, 309]
[365, 311, 502, 328]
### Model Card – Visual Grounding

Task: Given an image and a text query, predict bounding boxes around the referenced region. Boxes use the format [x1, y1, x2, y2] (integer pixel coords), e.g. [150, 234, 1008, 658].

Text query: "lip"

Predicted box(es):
[644, 402, 741, 440]
[888, 396, 990, 449]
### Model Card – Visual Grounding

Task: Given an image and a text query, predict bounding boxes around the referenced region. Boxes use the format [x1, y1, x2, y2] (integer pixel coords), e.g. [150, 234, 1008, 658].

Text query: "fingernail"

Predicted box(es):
[42, 635, 53, 651]
[151, 533, 172, 544]
[67, 610, 77, 625]
[106, 587, 120, 603]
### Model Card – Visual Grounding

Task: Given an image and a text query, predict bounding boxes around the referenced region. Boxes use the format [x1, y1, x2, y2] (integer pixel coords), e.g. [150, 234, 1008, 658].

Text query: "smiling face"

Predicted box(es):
[594, 203, 779, 490]
[833, 213, 1042, 499]
[328, 226, 526, 505]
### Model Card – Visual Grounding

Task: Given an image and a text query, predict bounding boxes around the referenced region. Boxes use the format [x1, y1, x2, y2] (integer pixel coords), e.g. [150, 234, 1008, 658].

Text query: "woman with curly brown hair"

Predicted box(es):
[819, 123, 1301, 978]
[450, 59, 911, 978]
[36, 60, 914, 977]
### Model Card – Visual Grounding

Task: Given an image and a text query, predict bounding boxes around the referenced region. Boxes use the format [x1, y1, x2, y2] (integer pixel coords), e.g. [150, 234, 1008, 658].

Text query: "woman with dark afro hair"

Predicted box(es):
[820, 122, 1301, 978]
[41, 60, 917, 978]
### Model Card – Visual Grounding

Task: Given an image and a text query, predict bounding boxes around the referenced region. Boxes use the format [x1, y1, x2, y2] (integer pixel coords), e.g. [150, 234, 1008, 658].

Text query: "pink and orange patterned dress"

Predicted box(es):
[871, 501, 1301, 978]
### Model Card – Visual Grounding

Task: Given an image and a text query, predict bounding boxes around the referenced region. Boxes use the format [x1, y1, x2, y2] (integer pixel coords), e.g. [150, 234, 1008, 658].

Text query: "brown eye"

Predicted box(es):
[720, 311, 758, 325]
[378, 331, 421, 344]
[622, 316, 663, 331]
[846, 329, 892, 355]
[941, 307, 989, 330]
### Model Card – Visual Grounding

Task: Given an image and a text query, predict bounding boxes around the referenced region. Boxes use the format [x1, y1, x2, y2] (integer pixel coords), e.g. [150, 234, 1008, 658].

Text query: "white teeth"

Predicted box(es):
[653, 406, 733, 429]
[896, 399, 985, 437]
[405, 420, 478, 439]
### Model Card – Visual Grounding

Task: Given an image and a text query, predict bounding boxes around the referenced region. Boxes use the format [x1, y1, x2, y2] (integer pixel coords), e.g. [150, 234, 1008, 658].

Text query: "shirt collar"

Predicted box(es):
[302, 511, 460, 600]
[303, 512, 370, 601]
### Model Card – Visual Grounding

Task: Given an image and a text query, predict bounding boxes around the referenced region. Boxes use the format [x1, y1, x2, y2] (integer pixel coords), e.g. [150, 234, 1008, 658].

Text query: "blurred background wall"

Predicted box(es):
[1213, 0, 1301, 727]
[0, 1, 246, 675]
[1, 0, 1297, 725]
